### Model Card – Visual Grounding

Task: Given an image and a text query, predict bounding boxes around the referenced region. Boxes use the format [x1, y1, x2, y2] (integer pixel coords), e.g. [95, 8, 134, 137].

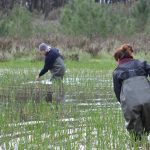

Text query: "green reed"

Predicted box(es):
[0, 59, 149, 149]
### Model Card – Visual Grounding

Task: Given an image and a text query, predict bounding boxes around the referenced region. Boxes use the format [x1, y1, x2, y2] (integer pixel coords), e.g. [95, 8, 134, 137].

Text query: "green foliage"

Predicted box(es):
[1, 0, 150, 38]
[145, 15, 150, 34]
[0, 58, 149, 149]
[60, 0, 150, 37]
[132, 0, 150, 31]
[0, 19, 8, 36]
[60, 0, 134, 37]
[0, 6, 33, 38]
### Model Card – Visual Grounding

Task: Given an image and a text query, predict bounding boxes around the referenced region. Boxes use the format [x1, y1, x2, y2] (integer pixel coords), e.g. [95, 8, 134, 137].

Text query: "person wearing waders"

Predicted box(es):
[113, 44, 150, 141]
[36, 43, 65, 103]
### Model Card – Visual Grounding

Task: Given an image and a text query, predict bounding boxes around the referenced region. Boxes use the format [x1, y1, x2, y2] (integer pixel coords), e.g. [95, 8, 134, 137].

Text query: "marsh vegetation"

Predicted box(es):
[0, 59, 150, 149]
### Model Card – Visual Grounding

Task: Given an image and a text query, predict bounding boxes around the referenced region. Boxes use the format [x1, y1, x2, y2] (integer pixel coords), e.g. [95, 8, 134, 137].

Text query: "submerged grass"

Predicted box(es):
[0, 55, 150, 149]
[1, 102, 149, 149]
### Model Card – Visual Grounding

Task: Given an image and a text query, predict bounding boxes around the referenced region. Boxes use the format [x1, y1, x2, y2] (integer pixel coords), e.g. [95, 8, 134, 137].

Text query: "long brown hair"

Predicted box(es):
[114, 44, 133, 61]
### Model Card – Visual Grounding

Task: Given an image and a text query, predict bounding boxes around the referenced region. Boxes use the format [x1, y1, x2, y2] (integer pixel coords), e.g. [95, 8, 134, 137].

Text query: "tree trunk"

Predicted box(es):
[44, 0, 52, 19]
[9, 0, 15, 9]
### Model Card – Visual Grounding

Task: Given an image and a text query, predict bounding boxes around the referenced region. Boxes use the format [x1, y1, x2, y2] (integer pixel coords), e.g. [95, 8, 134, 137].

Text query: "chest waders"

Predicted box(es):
[120, 76, 150, 138]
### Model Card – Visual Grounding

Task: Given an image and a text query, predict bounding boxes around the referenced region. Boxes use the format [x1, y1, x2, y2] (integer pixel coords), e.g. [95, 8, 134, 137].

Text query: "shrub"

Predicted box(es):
[60, 0, 137, 37]
[0, 6, 33, 38]
[132, 0, 150, 31]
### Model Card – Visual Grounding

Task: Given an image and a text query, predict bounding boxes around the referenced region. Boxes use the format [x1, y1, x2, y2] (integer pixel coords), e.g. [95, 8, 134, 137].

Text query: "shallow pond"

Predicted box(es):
[0, 70, 148, 149]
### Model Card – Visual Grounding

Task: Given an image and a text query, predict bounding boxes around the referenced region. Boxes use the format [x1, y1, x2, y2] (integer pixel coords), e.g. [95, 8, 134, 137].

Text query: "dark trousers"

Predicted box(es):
[124, 103, 150, 140]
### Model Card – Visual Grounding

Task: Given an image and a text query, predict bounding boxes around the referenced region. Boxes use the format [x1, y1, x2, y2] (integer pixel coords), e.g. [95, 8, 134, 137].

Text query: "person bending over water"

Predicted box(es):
[36, 43, 65, 102]
[113, 44, 150, 141]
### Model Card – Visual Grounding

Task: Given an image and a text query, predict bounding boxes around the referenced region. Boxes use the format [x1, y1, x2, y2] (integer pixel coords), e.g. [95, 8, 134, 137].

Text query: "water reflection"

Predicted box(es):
[0, 75, 117, 149]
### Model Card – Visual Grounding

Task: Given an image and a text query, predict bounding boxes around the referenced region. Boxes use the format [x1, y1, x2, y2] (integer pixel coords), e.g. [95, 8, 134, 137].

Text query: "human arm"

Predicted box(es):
[113, 72, 122, 103]
[35, 62, 49, 81]
[144, 61, 150, 76]
[38, 54, 55, 77]
[39, 65, 49, 77]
